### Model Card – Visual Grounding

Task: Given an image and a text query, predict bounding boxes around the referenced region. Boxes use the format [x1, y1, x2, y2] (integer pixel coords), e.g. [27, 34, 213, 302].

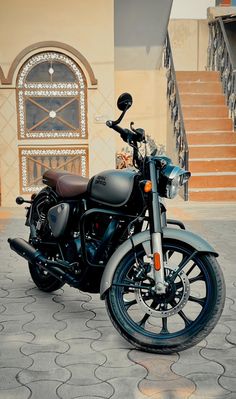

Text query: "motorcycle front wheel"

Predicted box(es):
[106, 239, 225, 354]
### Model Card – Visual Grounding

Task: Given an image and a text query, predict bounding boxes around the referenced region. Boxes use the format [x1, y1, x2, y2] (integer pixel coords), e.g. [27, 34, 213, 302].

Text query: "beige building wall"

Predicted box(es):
[0, 0, 116, 206]
[115, 69, 168, 152]
[169, 19, 210, 71]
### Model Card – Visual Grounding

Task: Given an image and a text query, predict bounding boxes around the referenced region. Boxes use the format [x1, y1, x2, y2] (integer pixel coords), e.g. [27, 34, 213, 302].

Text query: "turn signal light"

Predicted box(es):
[144, 180, 152, 193]
[154, 252, 161, 271]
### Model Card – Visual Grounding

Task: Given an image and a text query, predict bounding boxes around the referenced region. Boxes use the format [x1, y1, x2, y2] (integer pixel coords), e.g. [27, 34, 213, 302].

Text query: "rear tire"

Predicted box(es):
[106, 239, 225, 354]
[28, 188, 65, 293]
[29, 261, 65, 292]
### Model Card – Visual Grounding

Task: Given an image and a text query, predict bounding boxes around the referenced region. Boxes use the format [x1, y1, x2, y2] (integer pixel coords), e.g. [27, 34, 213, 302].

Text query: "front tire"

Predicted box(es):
[106, 239, 225, 354]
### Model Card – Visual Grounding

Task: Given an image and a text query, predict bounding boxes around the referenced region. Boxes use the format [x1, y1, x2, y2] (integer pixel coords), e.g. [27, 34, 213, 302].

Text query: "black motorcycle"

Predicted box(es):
[8, 93, 225, 354]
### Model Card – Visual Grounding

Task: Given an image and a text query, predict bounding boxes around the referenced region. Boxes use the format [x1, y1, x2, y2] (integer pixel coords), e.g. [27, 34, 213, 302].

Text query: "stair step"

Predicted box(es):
[180, 94, 226, 106]
[176, 71, 220, 82]
[189, 173, 236, 188]
[182, 106, 228, 118]
[189, 159, 236, 173]
[178, 82, 222, 94]
[185, 118, 233, 131]
[189, 188, 236, 201]
[189, 145, 236, 158]
[177, 70, 236, 201]
[188, 132, 236, 145]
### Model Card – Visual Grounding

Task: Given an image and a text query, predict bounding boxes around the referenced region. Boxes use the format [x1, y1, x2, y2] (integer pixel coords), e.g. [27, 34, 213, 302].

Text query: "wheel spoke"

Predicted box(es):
[124, 299, 137, 310]
[138, 298, 159, 327]
[169, 251, 198, 282]
[138, 312, 150, 327]
[186, 262, 197, 276]
[178, 310, 192, 326]
[160, 317, 169, 334]
[188, 295, 205, 307]
[189, 273, 205, 284]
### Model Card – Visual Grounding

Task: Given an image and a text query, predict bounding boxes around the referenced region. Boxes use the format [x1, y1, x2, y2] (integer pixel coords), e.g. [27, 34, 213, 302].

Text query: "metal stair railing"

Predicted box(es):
[164, 32, 189, 201]
[208, 16, 236, 129]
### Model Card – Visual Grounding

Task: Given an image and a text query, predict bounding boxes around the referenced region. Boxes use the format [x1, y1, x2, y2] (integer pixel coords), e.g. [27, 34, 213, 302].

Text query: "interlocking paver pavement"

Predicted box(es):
[0, 201, 236, 399]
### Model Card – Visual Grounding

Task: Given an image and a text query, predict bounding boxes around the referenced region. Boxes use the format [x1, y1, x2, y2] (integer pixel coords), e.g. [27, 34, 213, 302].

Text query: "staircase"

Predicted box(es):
[177, 71, 236, 201]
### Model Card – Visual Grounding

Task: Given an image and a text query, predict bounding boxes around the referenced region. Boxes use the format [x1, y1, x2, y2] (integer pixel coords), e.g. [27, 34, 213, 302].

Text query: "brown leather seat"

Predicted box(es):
[43, 169, 72, 188]
[56, 174, 89, 198]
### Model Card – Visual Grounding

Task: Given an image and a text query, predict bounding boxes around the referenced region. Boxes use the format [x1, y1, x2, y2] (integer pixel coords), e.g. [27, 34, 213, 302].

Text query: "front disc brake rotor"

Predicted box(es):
[135, 269, 190, 318]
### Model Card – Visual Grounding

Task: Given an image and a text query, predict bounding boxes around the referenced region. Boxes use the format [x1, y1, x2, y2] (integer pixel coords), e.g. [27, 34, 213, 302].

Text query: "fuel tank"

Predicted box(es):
[88, 169, 138, 207]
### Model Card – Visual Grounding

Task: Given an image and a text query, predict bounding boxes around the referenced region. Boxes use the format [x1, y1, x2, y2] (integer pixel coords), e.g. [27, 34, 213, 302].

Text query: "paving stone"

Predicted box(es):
[0, 386, 30, 399]
[0, 341, 32, 368]
[109, 376, 157, 399]
[185, 373, 229, 398]
[17, 352, 70, 385]
[0, 300, 35, 317]
[129, 351, 178, 381]
[87, 318, 113, 329]
[23, 380, 61, 399]
[21, 340, 69, 355]
[56, 338, 105, 366]
[224, 320, 236, 345]
[54, 288, 91, 302]
[0, 319, 34, 336]
[65, 363, 101, 386]
[53, 300, 87, 320]
[96, 362, 146, 380]
[0, 368, 23, 389]
[140, 378, 195, 399]
[219, 376, 236, 392]
[201, 347, 236, 379]
[57, 381, 114, 399]
[0, 288, 8, 298]
[204, 323, 232, 349]
[173, 345, 224, 376]
[57, 318, 100, 340]
[91, 326, 133, 351]
[103, 348, 136, 367]
[23, 319, 66, 335]
[0, 330, 33, 342]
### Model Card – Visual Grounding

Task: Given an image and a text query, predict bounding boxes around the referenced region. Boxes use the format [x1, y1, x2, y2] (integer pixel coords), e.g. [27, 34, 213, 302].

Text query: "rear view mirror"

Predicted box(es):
[117, 93, 133, 111]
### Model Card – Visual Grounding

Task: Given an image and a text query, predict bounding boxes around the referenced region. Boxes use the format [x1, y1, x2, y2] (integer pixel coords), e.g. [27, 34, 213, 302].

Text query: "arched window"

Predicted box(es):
[17, 51, 87, 139]
[17, 51, 89, 194]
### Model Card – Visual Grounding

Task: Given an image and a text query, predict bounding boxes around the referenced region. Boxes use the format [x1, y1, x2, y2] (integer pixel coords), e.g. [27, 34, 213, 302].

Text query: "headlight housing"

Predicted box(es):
[159, 164, 191, 199]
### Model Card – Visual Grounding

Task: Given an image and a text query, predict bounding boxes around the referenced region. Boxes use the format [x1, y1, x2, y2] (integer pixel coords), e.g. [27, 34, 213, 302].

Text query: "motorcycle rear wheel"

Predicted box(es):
[28, 189, 65, 292]
[106, 239, 225, 354]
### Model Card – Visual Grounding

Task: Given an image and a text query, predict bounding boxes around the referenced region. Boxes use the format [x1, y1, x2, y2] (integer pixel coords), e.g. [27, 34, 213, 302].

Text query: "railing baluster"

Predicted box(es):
[164, 33, 189, 201]
[208, 17, 236, 129]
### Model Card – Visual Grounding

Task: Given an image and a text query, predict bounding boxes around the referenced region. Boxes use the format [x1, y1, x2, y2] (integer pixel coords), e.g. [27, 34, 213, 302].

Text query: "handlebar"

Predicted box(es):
[106, 120, 144, 144]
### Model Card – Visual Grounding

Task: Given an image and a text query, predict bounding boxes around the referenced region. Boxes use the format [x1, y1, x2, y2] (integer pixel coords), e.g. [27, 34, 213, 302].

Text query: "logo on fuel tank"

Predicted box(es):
[95, 175, 107, 186]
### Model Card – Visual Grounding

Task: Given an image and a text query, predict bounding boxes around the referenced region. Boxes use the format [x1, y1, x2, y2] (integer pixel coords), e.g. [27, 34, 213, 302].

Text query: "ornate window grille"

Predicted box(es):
[17, 52, 87, 139]
[19, 146, 88, 193]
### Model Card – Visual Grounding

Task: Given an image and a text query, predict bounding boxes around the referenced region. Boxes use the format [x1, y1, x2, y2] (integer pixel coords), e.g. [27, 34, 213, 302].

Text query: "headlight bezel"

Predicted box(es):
[159, 163, 191, 199]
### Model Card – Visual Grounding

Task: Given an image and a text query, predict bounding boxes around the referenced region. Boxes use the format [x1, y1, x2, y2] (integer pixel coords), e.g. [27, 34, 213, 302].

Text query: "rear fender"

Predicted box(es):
[100, 227, 218, 299]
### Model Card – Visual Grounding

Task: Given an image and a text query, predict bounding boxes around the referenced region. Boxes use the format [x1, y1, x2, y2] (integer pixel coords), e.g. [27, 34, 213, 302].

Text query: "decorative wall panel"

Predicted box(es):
[19, 146, 88, 193]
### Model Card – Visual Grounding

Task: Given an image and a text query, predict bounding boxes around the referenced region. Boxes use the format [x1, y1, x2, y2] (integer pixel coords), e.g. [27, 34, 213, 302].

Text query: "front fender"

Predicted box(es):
[100, 227, 218, 299]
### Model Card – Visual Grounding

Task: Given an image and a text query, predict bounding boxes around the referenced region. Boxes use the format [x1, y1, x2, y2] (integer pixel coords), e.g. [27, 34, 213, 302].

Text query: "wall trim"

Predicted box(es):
[0, 41, 97, 86]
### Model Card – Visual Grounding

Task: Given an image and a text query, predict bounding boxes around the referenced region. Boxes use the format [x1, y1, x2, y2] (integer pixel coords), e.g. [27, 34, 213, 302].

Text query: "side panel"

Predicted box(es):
[100, 227, 218, 299]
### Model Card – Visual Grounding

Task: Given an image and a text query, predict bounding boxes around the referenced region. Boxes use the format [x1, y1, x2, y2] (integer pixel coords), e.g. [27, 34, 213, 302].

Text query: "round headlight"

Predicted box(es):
[159, 163, 191, 199]
[166, 175, 180, 199]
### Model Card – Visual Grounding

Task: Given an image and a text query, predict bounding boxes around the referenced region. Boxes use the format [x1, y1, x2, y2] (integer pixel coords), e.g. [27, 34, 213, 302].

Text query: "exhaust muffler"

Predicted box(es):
[8, 237, 78, 286]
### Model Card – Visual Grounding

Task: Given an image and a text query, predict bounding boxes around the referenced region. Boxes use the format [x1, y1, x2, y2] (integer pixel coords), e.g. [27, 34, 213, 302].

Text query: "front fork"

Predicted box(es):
[149, 159, 167, 294]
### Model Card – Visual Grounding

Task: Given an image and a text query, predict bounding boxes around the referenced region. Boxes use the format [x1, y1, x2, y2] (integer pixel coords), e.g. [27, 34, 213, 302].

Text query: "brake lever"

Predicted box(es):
[130, 122, 145, 142]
